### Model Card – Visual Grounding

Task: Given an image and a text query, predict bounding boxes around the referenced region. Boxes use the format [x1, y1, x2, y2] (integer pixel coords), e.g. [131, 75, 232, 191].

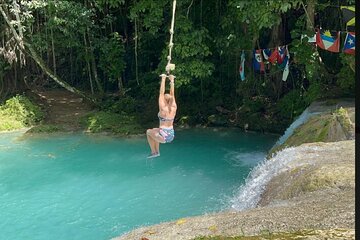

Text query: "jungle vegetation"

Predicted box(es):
[0, 0, 355, 133]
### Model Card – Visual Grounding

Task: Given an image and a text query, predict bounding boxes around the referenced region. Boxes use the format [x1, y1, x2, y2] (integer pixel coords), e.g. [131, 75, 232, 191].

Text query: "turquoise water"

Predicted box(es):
[0, 128, 276, 240]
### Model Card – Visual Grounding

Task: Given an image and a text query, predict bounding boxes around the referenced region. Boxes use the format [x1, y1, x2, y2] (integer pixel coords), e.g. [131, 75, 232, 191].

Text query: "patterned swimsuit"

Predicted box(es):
[158, 113, 175, 143]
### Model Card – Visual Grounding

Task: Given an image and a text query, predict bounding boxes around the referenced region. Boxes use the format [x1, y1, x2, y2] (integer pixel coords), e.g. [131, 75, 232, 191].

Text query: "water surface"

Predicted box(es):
[0, 128, 276, 240]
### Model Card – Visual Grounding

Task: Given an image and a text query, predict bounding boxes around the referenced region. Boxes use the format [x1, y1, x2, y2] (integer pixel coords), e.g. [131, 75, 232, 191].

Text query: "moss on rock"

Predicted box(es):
[268, 106, 354, 157]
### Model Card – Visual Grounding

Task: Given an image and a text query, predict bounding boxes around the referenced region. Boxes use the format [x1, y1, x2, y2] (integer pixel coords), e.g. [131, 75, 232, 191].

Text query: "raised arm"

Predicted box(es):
[158, 74, 167, 108]
[168, 74, 175, 97]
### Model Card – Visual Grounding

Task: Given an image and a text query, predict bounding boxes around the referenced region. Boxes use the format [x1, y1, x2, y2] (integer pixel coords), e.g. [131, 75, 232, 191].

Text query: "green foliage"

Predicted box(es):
[303, 81, 323, 104]
[336, 54, 355, 94]
[158, 16, 214, 86]
[242, 96, 267, 113]
[228, 0, 302, 32]
[95, 0, 125, 9]
[98, 32, 126, 82]
[0, 95, 44, 131]
[100, 96, 137, 114]
[277, 89, 307, 121]
[81, 111, 143, 135]
[129, 0, 167, 35]
[26, 124, 64, 133]
[291, 42, 322, 82]
[1, 0, 355, 135]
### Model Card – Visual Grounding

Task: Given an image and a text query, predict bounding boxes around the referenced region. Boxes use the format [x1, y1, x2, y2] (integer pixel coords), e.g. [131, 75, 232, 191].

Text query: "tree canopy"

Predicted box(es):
[0, 0, 355, 133]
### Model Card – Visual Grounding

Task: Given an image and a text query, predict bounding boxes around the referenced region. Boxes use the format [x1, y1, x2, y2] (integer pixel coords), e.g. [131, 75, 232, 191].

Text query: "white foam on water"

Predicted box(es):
[224, 150, 266, 167]
[229, 145, 316, 211]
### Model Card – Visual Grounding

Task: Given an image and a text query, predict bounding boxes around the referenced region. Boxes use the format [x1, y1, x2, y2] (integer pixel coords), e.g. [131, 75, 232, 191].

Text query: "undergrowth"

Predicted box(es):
[0, 95, 44, 131]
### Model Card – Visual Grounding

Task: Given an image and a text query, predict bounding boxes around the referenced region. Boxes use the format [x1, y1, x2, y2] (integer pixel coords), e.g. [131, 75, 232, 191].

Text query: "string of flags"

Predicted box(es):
[239, 30, 355, 82]
[315, 30, 355, 54]
[238, 5, 355, 82]
[248, 45, 291, 81]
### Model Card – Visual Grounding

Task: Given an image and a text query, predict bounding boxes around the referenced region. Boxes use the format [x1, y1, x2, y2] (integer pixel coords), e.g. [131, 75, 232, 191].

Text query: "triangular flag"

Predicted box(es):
[341, 6, 355, 26]
[282, 46, 290, 81]
[262, 49, 272, 60]
[239, 51, 246, 81]
[253, 49, 265, 72]
[268, 48, 278, 64]
[277, 46, 287, 64]
[343, 32, 355, 55]
[316, 30, 340, 53]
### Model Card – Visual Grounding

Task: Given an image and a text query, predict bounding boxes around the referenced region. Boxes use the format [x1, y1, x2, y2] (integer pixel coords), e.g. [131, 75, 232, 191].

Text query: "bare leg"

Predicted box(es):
[146, 129, 157, 154]
[147, 128, 165, 154]
[155, 141, 160, 154]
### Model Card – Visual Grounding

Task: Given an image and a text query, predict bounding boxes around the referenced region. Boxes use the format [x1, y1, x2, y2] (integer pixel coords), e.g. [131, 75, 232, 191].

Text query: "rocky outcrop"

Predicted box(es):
[269, 99, 355, 157]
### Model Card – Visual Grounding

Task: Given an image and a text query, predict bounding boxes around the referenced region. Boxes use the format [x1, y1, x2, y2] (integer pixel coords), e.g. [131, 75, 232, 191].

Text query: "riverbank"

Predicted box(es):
[113, 100, 355, 240]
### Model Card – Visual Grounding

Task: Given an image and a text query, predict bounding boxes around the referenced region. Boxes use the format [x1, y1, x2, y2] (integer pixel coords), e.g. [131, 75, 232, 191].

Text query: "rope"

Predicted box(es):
[165, 0, 177, 74]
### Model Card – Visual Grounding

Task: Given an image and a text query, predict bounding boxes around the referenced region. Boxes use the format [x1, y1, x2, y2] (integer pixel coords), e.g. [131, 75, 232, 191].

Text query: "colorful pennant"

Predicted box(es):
[343, 32, 355, 55]
[316, 30, 340, 53]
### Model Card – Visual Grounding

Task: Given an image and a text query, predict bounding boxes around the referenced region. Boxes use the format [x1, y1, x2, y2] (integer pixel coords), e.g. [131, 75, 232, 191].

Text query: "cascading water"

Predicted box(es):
[273, 108, 319, 147]
[229, 107, 321, 211]
[229, 145, 317, 211]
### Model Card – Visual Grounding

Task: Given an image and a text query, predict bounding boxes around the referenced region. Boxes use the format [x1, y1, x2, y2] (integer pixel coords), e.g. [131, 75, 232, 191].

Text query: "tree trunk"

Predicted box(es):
[306, 0, 316, 31]
[0, 4, 94, 103]
[26, 43, 94, 102]
[83, 32, 94, 94]
[134, 17, 139, 85]
[118, 77, 124, 96]
[87, 28, 103, 94]
[50, 27, 57, 75]
[268, 18, 284, 99]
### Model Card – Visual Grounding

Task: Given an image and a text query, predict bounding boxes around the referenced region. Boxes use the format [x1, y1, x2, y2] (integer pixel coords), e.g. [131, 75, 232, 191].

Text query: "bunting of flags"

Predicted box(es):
[237, 5, 355, 83]
[314, 29, 355, 54]
[316, 30, 340, 52]
[240, 45, 292, 81]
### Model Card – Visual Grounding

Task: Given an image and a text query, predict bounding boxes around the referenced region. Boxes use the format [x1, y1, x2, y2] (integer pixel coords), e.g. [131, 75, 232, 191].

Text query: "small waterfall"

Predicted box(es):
[229, 145, 311, 211]
[273, 108, 319, 147]
[229, 106, 324, 211]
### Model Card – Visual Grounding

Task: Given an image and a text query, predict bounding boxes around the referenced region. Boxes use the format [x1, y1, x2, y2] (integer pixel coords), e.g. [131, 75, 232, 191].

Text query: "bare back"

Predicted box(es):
[158, 98, 177, 128]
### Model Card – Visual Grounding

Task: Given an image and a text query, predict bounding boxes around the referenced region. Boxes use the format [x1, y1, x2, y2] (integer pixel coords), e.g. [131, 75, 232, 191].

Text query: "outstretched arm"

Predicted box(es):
[169, 75, 175, 97]
[158, 74, 166, 108]
[159, 74, 166, 95]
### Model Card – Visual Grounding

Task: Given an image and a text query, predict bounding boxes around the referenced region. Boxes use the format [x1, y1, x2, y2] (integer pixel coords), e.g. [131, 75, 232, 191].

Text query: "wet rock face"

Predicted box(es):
[259, 141, 355, 207]
[268, 101, 355, 157]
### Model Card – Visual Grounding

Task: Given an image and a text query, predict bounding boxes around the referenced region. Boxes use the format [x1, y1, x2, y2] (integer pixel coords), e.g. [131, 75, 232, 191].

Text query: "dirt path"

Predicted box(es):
[34, 89, 94, 131]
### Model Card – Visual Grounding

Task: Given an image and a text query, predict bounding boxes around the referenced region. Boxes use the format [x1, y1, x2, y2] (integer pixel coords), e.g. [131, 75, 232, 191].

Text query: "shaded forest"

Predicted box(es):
[0, 0, 355, 133]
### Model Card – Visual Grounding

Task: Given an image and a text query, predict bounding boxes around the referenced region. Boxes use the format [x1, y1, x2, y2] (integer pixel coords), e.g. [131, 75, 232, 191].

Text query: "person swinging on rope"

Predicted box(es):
[146, 73, 177, 158]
